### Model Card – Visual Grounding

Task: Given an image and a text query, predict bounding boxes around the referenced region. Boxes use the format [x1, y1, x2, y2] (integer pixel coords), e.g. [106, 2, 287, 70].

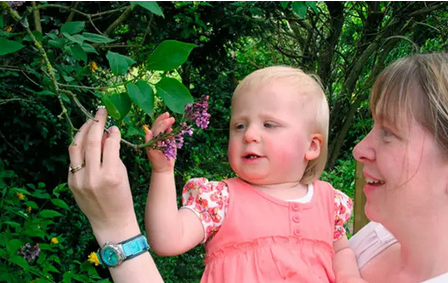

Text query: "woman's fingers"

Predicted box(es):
[85, 108, 108, 173]
[102, 126, 122, 170]
[68, 119, 92, 168]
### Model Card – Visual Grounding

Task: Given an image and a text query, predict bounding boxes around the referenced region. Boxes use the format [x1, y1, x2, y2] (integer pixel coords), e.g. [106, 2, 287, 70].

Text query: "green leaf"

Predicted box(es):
[106, 51, 136, 75]
[280, 1, 289, 9]
[110, 92, 132, 119]
[9, 255, 29, 271]
[39, 209, 63, 218]
[0, 38, 25, 56]
[48, 38, 66, 49]
[72, 44, 87, 62]
[4, 221, 21, 228]
[292, 2, 308, 18]
[24, 201, 39, 209]
[35, 90, 57, 96]
[250, 7, 263, 16]
[61, 21, 85, 35]
[23, 31, 43, 42]
[155, 77, 193, 114]
[102, 94, 121, 120]
[0, 170, 16, 178]
[82, 32, 115, 43]
[7, 239, 22, 254]
[38, 243, 52, 250]
[44, 264, 60, 274]
[62, 32, 85, 45]
[0, 14, 4, 28]
[126, 81, 154, 116]
[80, 42, 98, 54]
[51, 199, 70, 210]
[147, 40, 196, 71]
[132, 1, 165, 18]
[53, 183, 68, 198]
[305, 1, 318, 13]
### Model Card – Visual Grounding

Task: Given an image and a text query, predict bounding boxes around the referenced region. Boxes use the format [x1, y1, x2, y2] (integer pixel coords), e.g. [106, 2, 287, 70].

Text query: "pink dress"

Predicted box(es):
[182, 177, 353, 283]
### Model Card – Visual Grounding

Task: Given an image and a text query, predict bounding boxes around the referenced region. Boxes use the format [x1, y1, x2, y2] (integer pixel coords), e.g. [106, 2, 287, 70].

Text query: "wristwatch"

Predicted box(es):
[97, 234, 150, 267]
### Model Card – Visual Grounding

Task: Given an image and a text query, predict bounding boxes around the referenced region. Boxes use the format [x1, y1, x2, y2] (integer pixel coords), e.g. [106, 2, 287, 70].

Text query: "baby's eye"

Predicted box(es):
[264, 122, 276, 128]
[235, 124, 245, 130]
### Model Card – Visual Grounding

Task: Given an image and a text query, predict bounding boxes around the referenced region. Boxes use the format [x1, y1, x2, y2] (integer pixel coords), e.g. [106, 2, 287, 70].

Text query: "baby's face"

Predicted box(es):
[228, 77, 321, 185]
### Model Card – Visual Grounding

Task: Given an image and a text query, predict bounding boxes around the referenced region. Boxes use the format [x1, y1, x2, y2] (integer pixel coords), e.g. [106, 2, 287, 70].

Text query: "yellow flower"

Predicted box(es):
[27, 206, 32, 213]
[51, 237, 58, 244]
[6, 26, 12, 33]
[142, 124, 150, 132]
[16, 192, 25, 200]
[90, 61, 98, 73]
[88, 252, 100, 266]
[121, 121, 125, 127]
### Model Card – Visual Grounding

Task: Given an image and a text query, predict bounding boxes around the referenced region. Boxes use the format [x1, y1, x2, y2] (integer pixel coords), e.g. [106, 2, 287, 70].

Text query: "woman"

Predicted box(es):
[349, 53, 448, 282]
[68, 53, 448, 282]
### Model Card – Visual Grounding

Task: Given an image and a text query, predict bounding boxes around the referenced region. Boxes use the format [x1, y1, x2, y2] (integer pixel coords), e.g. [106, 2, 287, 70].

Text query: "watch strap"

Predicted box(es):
[121, 234, 150, 261]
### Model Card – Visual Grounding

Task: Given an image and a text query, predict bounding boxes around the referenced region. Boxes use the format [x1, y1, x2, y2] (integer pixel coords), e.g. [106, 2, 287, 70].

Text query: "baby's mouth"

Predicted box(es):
[244, 154, 261, 159]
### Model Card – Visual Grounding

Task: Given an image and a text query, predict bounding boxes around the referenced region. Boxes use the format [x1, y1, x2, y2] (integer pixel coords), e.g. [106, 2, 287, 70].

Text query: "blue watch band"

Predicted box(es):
[121, 234, 150, 260]
[97, 234, 149, 267]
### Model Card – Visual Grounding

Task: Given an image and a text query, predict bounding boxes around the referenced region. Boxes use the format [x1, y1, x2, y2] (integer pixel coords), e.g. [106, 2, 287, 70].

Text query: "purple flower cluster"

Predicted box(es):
[156, 96, 210, 161]
[17, 243, 40, 262]
[184, 95, 211, 129]
[7, 1, 25, 7]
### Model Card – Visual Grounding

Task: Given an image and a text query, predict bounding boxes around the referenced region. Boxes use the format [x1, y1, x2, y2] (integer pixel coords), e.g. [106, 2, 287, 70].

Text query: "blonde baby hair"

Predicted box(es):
[232, 66, 330, 184]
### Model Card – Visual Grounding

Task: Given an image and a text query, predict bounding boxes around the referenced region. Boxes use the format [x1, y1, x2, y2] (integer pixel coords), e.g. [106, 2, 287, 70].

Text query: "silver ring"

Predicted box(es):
[69, 162, 85, 174]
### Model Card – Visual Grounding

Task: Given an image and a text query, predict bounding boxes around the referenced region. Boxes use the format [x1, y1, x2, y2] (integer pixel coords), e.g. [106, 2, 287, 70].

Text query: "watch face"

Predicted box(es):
[102, 247, 119, 266]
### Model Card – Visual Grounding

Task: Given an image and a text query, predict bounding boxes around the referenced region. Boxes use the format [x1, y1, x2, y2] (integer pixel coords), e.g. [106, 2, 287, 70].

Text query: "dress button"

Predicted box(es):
[293, 229, 301, 236]
[293, 216, 301, 223]
[292, 203, 300, 211]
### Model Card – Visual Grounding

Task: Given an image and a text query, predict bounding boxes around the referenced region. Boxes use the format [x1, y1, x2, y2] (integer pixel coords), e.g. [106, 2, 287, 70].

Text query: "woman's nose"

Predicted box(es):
[353, 131, 375, 163]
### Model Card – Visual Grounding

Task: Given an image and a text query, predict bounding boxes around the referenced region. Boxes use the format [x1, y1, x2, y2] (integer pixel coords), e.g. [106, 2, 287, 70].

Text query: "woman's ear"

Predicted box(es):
[305, 134, 323, 161]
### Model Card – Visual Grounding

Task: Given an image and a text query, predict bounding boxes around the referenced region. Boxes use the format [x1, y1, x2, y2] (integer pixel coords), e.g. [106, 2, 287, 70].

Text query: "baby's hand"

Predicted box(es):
[144, 112, 176, 173]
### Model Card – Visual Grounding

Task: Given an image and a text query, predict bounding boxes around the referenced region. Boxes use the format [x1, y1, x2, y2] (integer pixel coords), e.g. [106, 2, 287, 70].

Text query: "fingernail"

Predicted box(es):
[98, 107, 106, 115]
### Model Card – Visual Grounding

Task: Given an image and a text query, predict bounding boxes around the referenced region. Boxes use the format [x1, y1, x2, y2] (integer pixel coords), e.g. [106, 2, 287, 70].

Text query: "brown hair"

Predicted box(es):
[371, 53, 448, 156]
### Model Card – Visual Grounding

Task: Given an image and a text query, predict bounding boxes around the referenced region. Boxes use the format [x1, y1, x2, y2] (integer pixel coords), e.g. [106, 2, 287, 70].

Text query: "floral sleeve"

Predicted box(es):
[333, 189, 353, 241]
[181, 178, 230, 243]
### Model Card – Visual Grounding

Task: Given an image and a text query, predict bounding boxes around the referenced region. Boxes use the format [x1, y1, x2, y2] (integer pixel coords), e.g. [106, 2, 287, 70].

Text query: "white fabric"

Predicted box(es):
[348, 221, 398, 269]
[287, 183, 313, 203]
[421, 272, 448, 283]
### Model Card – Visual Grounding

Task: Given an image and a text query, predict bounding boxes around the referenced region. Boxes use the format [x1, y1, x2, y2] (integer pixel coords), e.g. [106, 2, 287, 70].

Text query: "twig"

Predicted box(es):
[105, 6, 132, 36]
[0, 98, 35, 106]
[21, 71, 40, 86]
[141, 14, 153, 44]
[65, 2, 80, 23]
[4, 3, 76, 138]
[31, 2, 42, 32]
[0, 129, 22, 156]
[87, 14, 103, 34]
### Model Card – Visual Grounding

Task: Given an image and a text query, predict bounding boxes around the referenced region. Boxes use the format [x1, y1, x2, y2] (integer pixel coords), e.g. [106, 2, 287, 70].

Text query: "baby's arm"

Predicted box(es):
[333, 236, 366, 283]
[144, 113, 204, 256]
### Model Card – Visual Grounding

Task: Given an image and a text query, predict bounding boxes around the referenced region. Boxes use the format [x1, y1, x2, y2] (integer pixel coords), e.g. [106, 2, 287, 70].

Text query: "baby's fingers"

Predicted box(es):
[151, 115, 175, 136]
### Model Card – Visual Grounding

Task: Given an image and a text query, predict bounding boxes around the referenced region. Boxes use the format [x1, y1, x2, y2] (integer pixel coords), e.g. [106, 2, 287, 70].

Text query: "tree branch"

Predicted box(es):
[105, 6, 132, 36]
[31, 2, 42, 32]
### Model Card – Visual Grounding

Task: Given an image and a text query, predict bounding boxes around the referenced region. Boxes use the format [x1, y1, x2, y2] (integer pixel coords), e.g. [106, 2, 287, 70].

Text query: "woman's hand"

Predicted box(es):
[67, 108, 139, 244]
[144, 112, 176, 173]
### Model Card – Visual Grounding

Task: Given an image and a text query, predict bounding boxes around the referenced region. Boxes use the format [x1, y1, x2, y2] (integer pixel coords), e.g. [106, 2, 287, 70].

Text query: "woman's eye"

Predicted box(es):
[235, 124, 245, 130]
[381, 127, 394, 138]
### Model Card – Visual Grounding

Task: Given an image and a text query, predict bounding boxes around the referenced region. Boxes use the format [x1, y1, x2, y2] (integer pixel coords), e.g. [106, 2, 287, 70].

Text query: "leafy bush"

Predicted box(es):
[0, 162, 110, 283]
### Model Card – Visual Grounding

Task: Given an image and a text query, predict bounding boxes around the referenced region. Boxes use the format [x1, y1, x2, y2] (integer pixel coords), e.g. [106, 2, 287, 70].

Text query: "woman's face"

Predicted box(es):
[353, 110, 448, 227]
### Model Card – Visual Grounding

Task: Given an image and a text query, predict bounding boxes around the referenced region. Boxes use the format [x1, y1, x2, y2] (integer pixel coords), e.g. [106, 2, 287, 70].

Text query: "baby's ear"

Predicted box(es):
[305, 134, 322, 161]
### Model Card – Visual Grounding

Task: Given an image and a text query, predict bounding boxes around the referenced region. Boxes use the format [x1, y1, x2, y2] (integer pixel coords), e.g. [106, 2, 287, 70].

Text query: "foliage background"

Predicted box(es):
[0, 1, 447, 282]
